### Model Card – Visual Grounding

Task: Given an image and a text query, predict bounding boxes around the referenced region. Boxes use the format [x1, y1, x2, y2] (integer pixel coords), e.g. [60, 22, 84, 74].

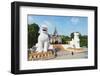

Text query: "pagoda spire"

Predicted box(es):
[53, 27, 58, 36]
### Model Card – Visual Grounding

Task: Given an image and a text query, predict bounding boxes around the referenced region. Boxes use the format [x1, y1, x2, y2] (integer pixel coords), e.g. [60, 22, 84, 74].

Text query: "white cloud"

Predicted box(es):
[70, 17, 79, 25]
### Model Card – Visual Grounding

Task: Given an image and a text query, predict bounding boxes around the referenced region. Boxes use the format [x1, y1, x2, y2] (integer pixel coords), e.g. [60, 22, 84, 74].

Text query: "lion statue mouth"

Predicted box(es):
[42, 27, 47, 32]
[43, 29, 47, 31]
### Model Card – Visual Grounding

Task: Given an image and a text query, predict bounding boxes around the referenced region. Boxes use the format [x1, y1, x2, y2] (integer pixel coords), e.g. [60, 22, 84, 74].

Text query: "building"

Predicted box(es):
[50, 27, 62, 44]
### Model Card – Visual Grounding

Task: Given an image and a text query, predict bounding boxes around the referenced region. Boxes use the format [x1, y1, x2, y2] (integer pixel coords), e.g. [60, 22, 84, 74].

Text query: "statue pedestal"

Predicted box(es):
[28, 51, 56, 61]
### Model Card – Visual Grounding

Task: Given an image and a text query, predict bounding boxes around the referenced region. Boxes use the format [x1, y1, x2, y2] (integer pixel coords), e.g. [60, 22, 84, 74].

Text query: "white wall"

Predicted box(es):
[0, 0, 99, 76]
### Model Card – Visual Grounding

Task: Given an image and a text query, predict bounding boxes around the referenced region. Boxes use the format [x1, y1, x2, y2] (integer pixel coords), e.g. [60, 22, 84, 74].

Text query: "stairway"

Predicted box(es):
[53, 44, 65, 51]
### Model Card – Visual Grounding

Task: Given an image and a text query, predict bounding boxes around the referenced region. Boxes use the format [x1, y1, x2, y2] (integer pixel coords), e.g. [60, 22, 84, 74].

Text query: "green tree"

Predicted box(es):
[28, 23, 39, 48]
[61, 35, 66, 44]
[80, 35, 88, 47]
[61, 35, 71, 44]
[70, 32, 74, 38]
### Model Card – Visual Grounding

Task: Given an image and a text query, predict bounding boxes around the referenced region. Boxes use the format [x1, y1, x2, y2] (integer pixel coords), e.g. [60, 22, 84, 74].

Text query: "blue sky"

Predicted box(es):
[28, 15, 88, 36]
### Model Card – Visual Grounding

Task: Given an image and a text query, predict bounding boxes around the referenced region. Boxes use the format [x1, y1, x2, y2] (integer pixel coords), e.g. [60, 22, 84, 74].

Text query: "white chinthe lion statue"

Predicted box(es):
[36, 25, 49, 52]
[70, 32, 80, 48]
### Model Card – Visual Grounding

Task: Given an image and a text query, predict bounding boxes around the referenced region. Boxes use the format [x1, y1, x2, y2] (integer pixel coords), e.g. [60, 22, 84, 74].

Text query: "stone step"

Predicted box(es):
[28, 51, 55, 61]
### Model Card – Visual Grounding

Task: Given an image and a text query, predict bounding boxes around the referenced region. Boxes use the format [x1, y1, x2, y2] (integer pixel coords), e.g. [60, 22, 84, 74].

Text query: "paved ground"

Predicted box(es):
[53, 51, 88, 60]
[28, 48, 88, 60]
[52, 48, 88, 60]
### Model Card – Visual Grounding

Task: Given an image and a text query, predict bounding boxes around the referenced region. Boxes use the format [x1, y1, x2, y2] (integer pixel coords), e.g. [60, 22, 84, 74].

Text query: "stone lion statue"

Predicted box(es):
[36, 25, 49, 52]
